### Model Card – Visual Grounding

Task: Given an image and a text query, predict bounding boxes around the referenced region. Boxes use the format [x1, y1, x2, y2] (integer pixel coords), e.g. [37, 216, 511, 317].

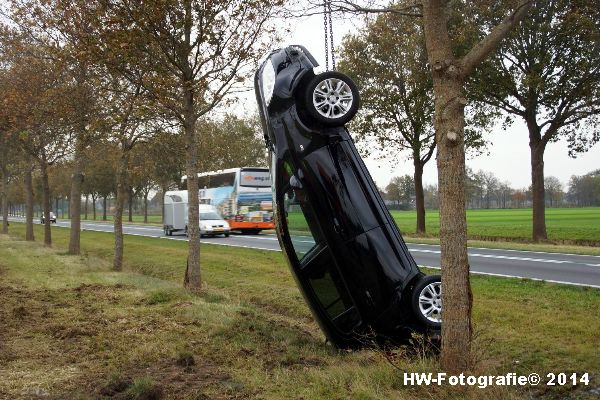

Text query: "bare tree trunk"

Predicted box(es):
[422, 2, 471, 373]
[24, 166, 35, 241]
[1, 170, 8, 233]
[102, 196, 107, 220]
[113, 150, 130, 271]
[127, 187, 133, 222]
[182, 90, 201, 288]
[161, 186, 168, 224]
[92, 194, 97, 220]
[434, 80, 472, 373]
[143, 191, 148, 223]
[68, 141, 84, 254]
[414, 160, 426, 235]
[184, 117, 201, 290]
[40, 157, 52, 247]
[530, 140, 547, 241]
[84, 194, 88, 220]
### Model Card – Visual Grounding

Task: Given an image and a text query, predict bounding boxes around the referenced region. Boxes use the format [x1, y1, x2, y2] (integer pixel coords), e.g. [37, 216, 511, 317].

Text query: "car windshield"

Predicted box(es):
[200, 212, 222, 220]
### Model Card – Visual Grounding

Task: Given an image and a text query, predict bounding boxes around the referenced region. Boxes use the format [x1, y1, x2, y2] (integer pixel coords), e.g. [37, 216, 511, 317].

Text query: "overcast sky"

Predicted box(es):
[249, 13, 600, 190]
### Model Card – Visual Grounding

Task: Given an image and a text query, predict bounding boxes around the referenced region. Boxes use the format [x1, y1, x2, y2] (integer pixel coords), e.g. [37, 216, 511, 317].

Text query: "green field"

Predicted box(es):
[288, 207, 600, 246]
[1, 223, 599, 399]
[287, 207, 600, 244]
[391, 208, 600, 243]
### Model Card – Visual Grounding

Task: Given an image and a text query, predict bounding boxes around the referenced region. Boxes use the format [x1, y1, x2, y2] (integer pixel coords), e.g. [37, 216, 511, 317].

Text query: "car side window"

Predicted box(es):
[284, 183, 319, 262]
[277, 158, 323, 262]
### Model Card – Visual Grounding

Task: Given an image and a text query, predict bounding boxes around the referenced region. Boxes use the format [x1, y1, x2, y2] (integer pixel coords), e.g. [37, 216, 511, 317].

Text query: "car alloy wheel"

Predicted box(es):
[411, 275, 442, 328]
[304, 71, 359, 127]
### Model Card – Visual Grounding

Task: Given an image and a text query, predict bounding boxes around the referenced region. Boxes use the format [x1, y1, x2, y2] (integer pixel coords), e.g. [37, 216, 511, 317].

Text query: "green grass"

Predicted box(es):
[1, 223, 599, 399]
[76, 214, 163, 225]
[391, 207, 600, 244]
[288, 207, 600, 243]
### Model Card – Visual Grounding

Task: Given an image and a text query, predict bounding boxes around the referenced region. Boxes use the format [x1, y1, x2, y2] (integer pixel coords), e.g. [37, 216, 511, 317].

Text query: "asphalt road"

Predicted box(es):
[9, 217, 600, 288]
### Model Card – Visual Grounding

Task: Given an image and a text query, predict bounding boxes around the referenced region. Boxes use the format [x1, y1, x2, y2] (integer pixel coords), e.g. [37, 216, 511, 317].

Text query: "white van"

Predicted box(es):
[163, 190, 230, 237]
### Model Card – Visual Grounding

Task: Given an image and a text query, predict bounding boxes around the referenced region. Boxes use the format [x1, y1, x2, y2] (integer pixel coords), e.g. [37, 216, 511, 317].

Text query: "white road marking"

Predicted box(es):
[409, 248, 597, 267]
[409, 242, 600, 259]
[420, 265, 600, 289]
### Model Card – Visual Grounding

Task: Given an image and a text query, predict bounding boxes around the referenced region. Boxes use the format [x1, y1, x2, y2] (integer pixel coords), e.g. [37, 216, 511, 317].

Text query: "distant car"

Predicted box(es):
[195, 205, 231, 238]
[40, 212, 56, 224]
[255, 45, 441, 348]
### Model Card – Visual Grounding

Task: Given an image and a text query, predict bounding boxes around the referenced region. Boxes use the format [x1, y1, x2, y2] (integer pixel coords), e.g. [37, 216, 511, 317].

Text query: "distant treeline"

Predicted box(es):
[383, 168, 600, 210]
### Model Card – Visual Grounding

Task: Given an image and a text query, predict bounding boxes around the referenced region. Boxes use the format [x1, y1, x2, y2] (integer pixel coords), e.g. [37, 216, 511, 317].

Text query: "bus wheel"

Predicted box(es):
[245, 229, 260, 235]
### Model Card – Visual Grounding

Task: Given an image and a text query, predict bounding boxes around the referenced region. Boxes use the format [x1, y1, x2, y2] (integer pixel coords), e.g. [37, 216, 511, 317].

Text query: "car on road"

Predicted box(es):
[255, 45, 441, 348]
[197, 205, 231, 238]
[40, 212, 57, 224]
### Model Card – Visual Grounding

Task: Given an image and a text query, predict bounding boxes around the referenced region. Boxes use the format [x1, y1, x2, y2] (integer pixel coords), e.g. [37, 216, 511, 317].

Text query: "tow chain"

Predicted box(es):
[323, 0, 336, 71]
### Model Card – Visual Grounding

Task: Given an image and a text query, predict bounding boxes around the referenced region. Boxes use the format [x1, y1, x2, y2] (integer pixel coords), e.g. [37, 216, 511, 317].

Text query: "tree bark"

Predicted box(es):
[40, 157, 52, 247]
[84, 194, 88, 220]
[530, 139, 547, 241]
[92, 193, 97, 220]
[1, 181, 7, 234]
[68, 140, 84, 254]
[113, 150, 130, 271]
[102, 196, 107, 220]
[434, 78, 472, 374]
[127, 187, 133, 222]
[414, 160, 426, 234]
[422, 0, 471, 373]
[182, 0, 202, 291]
[161, 186, 168, 224]
[143, 191, 148, 223]
[184, 114, 201, 290]
[24, 166, 35, 241]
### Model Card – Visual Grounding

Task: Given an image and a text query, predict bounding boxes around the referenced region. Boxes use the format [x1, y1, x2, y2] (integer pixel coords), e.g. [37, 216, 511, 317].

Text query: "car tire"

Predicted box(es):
[224, 233, 230, 238]
[304, 71, 359, 127]
[411, 275, 442, 329]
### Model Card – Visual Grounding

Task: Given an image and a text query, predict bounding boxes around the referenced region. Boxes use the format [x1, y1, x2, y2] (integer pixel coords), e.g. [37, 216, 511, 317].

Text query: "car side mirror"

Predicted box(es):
[290, 175, 302, 189]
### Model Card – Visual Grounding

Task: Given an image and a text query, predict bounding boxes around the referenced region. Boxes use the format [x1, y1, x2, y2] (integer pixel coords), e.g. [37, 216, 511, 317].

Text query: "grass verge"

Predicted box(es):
[1, 224, 599, 399]
[391, 207, 600, 245]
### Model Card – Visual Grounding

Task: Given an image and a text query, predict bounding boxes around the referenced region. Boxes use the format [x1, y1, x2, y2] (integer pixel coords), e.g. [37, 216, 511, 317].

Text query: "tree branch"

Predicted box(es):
[460, 0, 533, 79]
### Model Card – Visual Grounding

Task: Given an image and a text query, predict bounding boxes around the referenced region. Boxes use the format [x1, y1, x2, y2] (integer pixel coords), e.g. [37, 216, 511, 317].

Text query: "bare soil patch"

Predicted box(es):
[0, 284, 234, 399]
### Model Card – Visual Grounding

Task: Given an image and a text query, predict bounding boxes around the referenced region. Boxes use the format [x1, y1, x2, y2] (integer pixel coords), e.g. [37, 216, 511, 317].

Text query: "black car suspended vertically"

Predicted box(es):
[255, 45, 442, 348]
